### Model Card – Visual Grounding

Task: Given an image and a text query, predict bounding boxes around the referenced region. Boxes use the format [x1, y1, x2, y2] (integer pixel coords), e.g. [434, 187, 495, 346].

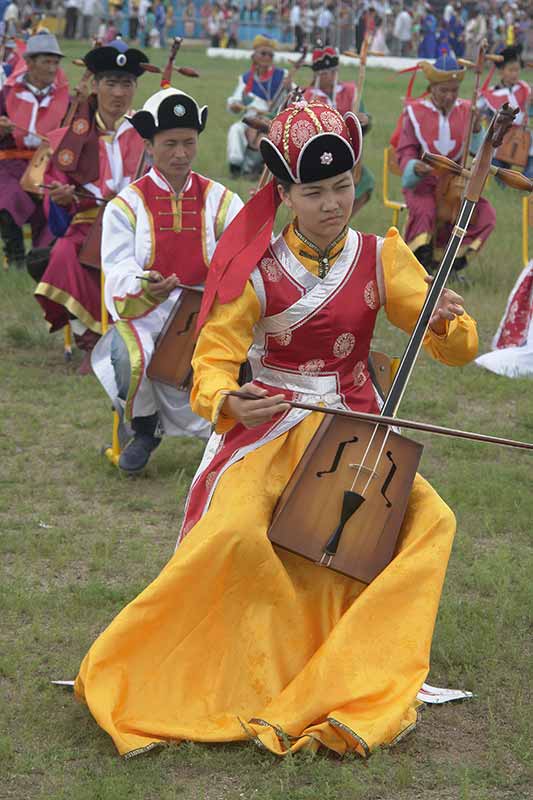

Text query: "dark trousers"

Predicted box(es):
[65, 7, 79, 39]
[0, 210, 25, 267]
[293, 25, 304, 51]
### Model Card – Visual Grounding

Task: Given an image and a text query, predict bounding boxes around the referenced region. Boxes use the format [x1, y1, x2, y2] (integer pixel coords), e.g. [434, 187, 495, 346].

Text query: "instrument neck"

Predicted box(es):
[381, 198, 476, 418]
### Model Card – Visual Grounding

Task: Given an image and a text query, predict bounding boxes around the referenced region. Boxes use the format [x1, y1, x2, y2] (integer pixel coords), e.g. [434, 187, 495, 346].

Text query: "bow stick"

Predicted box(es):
[38, 183, 109, 203]
[8, 122, 48, 142]
[225, 392, 533, 452]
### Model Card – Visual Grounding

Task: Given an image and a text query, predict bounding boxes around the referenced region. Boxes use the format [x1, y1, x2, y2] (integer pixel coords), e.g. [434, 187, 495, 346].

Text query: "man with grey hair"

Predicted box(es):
[0, 31, 69, 268]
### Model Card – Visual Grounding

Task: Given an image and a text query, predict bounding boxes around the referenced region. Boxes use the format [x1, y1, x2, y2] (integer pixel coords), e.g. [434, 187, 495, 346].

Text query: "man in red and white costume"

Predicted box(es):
[303, 46, 375, 211]
[34, 40, 148, 361]
[0, 32, 68, 269]
[477, 46, 532, 179]
[93, 87, 243, 473]
[396, 54, 496, 274]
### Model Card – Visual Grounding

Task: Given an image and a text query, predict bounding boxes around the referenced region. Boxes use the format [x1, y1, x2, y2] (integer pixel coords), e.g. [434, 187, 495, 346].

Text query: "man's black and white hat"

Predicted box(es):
[83, 39, 148, 78]
[128, 88, 208, 139]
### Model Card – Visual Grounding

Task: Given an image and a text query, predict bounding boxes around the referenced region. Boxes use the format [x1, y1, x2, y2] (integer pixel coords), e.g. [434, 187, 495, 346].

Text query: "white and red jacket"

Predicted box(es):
[303, 81, 357, 116]
[1, 63, 69, 150]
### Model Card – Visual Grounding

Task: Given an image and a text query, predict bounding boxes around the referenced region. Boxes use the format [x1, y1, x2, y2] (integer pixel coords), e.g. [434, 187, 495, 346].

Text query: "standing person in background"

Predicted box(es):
[81, 0, 97, 40]
[393, 5, 412, 56]
[317, 3, 333, 45]
[65, 0, 81, 39]
[464, 7, 487, 61]
[165, 1, 174, 42]
[129, 0, 140, 42]
[290, 0, 303, 52]
[183, 0, 196, 38]
[200, 0, 212, 37]
[155, 0, 167, 48]
[418, 4, 438, 58]
[3, 0, 19, 36]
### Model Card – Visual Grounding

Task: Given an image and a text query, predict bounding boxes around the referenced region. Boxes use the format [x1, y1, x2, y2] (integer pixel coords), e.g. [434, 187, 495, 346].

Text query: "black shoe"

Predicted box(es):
[229, 163, 242, 178]
[119, 434, 161, 473]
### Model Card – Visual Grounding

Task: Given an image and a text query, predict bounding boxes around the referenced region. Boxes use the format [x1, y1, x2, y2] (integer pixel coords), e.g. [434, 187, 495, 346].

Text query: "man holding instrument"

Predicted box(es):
[396, 54, 496, 275]
[34, 40, 148, 367]
[73, 100, 479, 757]
[303, 45, 375, 212]
[94, 86, 242, 473]
[226, 34, 287, 177]
[0, 31, 68, 270]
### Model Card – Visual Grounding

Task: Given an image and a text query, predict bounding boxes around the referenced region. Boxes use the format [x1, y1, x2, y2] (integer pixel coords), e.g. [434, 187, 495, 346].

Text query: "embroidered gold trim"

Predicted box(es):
[34, 282, 102, 334]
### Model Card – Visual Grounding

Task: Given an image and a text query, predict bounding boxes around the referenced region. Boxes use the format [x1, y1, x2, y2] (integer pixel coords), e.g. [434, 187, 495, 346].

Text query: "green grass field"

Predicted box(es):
[1, 42, 532, 800]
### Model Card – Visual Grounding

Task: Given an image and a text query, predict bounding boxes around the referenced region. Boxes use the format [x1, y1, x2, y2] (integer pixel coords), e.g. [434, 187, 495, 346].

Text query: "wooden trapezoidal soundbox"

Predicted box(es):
[268, 414, 423, 584]
[146, 287, 203, 390]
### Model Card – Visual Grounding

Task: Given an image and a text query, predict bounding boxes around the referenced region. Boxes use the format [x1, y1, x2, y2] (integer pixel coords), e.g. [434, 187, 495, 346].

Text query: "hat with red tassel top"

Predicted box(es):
[197, 100, 362, 330]
[311, 46, 339, 72]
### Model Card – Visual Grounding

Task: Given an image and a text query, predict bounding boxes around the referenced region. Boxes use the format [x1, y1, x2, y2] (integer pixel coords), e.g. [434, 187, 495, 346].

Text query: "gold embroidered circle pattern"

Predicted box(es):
[73, 118, 89, 136]
[320, 110, 343, 134]
[290, 119, 316, 148]
[57, 148, 75, 167]
[269, 120, 283, 146]
[353, 360, 366, 387]
[274, 330, 292, 346]
[260, 257, 283, 282]
[298, 358, 325, 376]
[333, 332, 355, 358]
[364, 280, 379, 310]
[205, 471, 217, 491]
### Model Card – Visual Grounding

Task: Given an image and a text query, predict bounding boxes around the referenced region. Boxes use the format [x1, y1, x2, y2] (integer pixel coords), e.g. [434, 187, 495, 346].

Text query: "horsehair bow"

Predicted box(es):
[224, 392, 533, 452]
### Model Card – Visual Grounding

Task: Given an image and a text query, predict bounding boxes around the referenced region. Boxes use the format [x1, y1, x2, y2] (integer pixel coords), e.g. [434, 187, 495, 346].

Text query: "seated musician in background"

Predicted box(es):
[74, 101, 478, 759]
[303, 46, 375, 213]
[477, 46, 532, 180]
[396, 55, 496, 276]
[226, 34, 287, 178]
[0, 32, 68, 270]
[34, 40, 148, 369]
[0, 37, 24, 84]
[95, 87, 243, 474]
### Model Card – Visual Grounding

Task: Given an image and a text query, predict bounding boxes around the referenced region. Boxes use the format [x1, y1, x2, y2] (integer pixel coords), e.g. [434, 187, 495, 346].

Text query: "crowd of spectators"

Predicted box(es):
[0, 0, 532, 57]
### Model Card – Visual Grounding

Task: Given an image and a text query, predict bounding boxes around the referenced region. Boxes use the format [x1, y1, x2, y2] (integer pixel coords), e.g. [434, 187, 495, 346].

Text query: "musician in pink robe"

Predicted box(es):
[0, 32, 68, 269]
[396, 54, 496, 276]
[34, 41, 148, 367]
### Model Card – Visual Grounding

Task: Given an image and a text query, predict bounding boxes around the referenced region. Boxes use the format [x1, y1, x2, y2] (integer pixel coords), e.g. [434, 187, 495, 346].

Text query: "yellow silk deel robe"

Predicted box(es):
[75, 226, 478, 758]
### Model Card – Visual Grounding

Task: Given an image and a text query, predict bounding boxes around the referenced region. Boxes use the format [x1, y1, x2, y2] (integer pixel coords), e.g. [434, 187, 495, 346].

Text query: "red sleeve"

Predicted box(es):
[395, 110, 422, 172]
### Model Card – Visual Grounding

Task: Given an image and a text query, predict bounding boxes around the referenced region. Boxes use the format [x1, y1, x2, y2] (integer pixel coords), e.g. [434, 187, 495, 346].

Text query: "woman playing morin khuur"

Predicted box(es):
[74, 100, 478, 758]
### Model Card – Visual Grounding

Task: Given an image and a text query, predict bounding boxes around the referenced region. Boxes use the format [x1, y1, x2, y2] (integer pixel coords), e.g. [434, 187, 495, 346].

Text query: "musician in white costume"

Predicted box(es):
[93, 87, 243, 473]
[226, 34, 287, 177]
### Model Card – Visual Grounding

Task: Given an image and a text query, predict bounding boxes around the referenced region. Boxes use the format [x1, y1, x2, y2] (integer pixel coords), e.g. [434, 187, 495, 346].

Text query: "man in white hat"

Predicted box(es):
[0, 31, 68, 268]
[93, 86, 243, 473]
[226, 34, 287, 177]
